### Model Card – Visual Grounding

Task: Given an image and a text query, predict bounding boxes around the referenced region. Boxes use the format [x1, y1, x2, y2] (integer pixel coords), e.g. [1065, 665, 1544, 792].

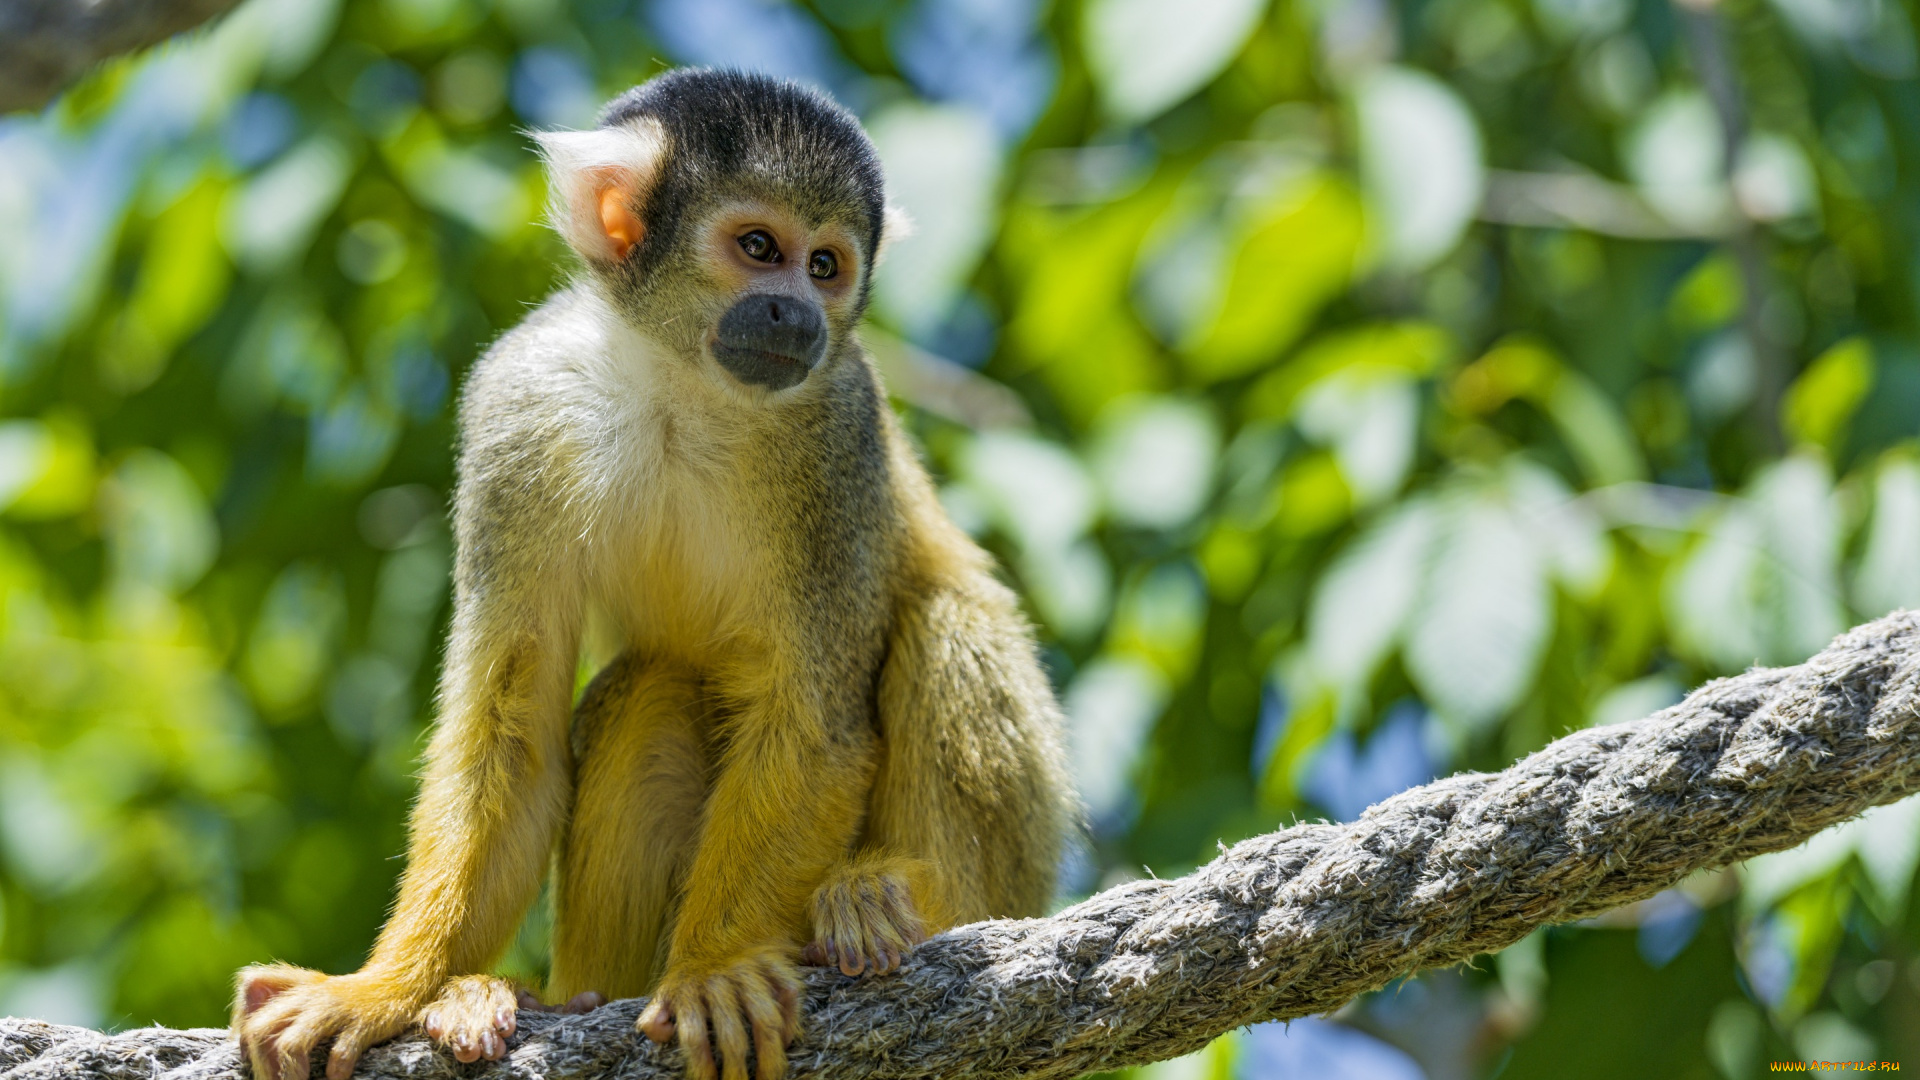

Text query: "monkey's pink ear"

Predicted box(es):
[534, 120, 666, 266]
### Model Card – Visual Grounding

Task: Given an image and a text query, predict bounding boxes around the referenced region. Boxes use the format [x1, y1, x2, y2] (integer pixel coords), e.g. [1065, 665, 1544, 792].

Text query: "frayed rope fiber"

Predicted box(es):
[9, 610, 1920, 1080]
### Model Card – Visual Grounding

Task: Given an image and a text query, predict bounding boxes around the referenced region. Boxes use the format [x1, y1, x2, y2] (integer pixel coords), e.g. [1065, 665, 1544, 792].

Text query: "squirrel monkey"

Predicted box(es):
[232, 69, 1074, 1080]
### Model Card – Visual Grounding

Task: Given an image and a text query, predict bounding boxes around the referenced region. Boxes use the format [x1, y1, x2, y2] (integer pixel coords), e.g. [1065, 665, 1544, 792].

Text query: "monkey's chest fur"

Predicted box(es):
[484, 286, 898, 687]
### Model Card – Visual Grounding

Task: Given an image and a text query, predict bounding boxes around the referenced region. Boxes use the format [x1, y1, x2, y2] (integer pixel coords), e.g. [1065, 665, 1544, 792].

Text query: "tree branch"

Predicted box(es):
[8, 610, 1920, 1080]
[0, 0, 245, 113]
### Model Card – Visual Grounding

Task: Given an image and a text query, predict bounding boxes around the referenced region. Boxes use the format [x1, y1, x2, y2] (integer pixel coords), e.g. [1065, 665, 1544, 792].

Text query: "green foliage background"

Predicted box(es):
[2, 0, 1920, 1073]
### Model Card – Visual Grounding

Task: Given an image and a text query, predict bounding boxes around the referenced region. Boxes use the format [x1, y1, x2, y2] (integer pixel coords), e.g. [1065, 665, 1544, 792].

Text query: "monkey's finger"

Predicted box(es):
[861, 907, 891, 971]
[676, 1001, 717, 1080]
[241, 1032, 276, 1080]
[563, 992, 605, 1014]
[709, 989, 751, 1080]
[836, 938, 865, 978]
[288, 1040, 319, 1080]
[766, 970, 801, 1044]
[494, 1000, 518, 1039]
[799, 942, 825, 967]
[452, 1026, 483, 1063]
[638, 997, 676, 1043]
[326, 1026, 375, 1080]
[744, 984, 787, 1080]
[270, 1044, 305, 1080]
[856, 919, 884, 976]
[248, 997, 298, 1049]
[235, 1023, 265, 1076]
[256, 1015, 301, 1080]
[882, 886, 924, 950]
[515, 990, 546, 1013]
[269, 1018, 322, 1080]
[252, 999, 310, 1080]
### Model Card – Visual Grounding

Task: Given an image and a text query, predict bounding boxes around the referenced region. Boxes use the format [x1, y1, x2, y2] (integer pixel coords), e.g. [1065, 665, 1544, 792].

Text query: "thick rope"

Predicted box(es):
[7, 610, 1920, 1080]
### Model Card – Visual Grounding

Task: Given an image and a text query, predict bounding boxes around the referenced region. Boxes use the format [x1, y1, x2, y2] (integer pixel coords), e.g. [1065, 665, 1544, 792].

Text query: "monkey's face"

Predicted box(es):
[536, 73, 891, 398]
[685, 201, 864, 392]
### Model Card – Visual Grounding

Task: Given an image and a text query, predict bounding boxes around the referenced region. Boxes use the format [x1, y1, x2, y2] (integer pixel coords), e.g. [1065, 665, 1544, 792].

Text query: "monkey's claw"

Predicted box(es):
[803, 866, 926, 977]
[419, 975, 521, 1063]
[638, 950, 800, 1080]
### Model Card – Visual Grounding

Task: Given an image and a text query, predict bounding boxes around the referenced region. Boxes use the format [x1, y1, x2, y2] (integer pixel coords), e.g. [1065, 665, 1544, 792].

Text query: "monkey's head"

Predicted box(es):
[535, 69, 900, 394]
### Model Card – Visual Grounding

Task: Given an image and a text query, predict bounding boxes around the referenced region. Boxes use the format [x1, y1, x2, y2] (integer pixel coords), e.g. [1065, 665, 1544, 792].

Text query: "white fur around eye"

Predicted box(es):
[534, 119, 667, 265]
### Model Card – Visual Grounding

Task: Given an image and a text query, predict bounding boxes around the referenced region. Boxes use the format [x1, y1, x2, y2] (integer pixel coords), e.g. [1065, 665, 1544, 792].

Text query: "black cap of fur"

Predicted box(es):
[598, 69, 886, 280]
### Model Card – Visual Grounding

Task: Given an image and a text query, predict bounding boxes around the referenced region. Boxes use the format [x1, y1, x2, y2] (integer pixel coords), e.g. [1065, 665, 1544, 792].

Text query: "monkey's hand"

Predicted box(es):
[233, 964, 427, 1080]
[637, 948, 801, 1080]
[802, 860, 928, 977]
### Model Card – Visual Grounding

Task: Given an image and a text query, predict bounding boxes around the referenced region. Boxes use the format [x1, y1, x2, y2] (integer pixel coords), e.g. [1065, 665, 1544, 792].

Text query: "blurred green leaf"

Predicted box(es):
[1082, 0, 1268, 124]
[104, 177, 234, 393]
[1245, 321, 1448, 421]
[1781, 336, 1873, 451]
[1181, 174, 1363, 382]
[1669, 252, 1742, 331]
[1352, 66, 1484, 271]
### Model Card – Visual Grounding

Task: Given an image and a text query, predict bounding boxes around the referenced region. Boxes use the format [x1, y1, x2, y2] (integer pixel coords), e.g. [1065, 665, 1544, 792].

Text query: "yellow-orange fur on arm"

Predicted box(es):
[232, 340, 597, 1080]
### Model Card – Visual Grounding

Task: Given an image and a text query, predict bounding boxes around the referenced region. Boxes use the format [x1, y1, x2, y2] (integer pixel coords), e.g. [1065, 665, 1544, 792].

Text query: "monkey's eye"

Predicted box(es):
[808, 250, 838, 280]
[738, 230, 779, 262]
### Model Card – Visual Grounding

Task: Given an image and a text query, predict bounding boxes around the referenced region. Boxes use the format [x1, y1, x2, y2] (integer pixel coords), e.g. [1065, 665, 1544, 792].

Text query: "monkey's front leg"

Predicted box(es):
[233, 632, 577, 1080]
[638, 687, 878, 1080]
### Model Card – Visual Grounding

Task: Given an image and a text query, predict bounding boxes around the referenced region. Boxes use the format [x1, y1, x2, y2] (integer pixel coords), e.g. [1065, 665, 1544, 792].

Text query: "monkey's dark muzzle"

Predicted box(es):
[712, 292, 827, 390]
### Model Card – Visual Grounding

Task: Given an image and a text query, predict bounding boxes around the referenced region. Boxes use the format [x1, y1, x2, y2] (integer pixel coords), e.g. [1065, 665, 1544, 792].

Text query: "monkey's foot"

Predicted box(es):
[232, 964, 422, 1080]
[637, 949, 800, 1080]
[418, 975, 523, 1064]
[803, 862, 927, 977]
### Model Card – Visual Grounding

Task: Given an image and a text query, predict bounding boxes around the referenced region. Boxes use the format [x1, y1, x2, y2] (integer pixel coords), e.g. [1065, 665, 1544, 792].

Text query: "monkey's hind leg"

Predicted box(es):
[810, 581, 1070, 977]
[549, 653, 711, 1003]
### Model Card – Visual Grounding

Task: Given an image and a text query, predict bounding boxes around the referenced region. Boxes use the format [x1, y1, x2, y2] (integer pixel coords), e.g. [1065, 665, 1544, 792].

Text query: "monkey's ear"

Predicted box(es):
[534, 120, 666, 266]
[875, 204, 914, 266]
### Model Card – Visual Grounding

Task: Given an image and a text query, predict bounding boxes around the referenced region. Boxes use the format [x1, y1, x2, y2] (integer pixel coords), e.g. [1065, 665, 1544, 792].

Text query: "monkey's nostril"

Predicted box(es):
[769, 302, 782, 323]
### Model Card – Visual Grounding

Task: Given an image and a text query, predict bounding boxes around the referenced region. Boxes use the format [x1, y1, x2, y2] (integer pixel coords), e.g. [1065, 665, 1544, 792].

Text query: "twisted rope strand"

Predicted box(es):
[7, 611, 1920, 1080]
